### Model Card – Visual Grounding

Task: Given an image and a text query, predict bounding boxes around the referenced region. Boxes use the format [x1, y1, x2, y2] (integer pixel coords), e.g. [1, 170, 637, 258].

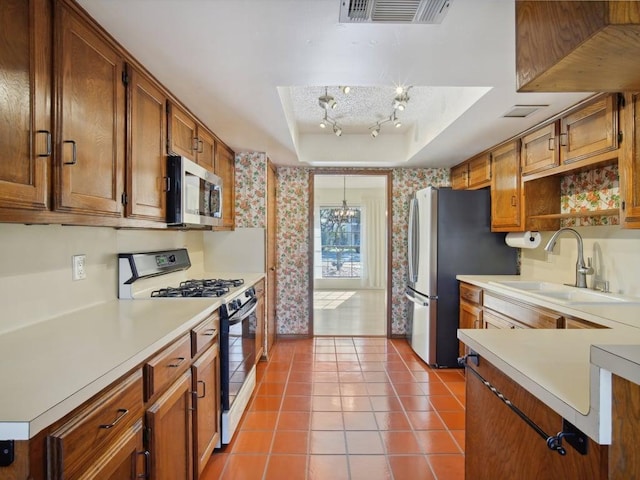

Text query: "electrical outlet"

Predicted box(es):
[72, 254, 86, 281]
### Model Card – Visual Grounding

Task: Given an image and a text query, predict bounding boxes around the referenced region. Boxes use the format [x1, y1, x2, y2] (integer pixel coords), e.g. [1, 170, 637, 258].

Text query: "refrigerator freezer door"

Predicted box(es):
[407, 288, 437, 365]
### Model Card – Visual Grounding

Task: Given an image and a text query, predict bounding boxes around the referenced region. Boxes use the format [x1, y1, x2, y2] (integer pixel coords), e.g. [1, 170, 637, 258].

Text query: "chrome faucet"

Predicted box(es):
[544, 227, 594, 288]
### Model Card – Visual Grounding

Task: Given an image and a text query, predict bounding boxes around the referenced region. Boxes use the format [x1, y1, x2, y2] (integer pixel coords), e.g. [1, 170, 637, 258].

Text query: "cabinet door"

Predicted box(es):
[196, 127, 216, 172]
[126, 65, 167, 221]
[560, 94, 618, 165]
[459, 300, 482, 357]
[192, 343, 220, 477]
[490, 141, 522, 231]
[468, 153, 491, 189]
[214, 142, 235, 230]
[621, 92, 640, 227]
[77, 419, 146, 480]
[0, 0, 51, 210]
[55, 2, 125, 216]
[146, 371, 193, 480]
[168, 102, 197, 161]
[266, 161, 277, 356]
[450, 163, 468, 190]
[483, 310, 524, 330]
[255, 280, 265, 362]
[521, 122, 559, 175]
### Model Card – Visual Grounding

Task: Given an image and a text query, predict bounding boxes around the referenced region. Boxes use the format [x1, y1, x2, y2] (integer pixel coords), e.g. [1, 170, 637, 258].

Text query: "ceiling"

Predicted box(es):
[77, 0, 591, 168]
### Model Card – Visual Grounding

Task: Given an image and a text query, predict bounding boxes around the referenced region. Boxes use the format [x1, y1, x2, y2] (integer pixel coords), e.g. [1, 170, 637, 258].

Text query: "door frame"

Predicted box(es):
[308, 169, 393, 337]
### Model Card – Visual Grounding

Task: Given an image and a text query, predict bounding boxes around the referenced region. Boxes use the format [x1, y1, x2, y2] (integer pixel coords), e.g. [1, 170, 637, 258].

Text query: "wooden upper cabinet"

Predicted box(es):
[621, 92, 640, 227]
[214, 142, 235, 230]
[196, 127, 216, 172]
[450, 163, 468, 190]
[560, 94, 619, 165]
[54, 1, 125, 216]
[521, 122, 559, 175]
[490, 141, 523, 232]
[0, 0, 51, 211]
[168, 102, 198, 161]
[126, 65, 168, 221]
[467, 153, 491, 189]
[516, 0, 640, 92]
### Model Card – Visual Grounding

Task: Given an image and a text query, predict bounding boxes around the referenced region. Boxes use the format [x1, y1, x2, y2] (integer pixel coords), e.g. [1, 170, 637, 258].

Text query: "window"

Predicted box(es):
[319, 207, 361, 278]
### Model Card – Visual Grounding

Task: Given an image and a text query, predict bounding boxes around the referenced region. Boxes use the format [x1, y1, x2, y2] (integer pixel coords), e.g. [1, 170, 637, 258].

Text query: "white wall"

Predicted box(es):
[0, 224, 203, 335]
[520, 225, 640, 297]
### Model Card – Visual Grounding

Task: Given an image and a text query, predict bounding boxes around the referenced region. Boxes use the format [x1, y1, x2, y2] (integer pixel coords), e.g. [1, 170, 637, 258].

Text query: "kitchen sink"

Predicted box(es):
[488, 280, 640, 305]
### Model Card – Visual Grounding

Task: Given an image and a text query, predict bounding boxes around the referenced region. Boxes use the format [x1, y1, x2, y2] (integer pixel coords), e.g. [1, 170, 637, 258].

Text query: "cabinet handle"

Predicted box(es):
[36, 130, 52, 157]
[137, 450, 150, 479]
[192, 137, 199, 152]
[99, 408, 128, 429]
[163, 176, 170, 192]
[559, 132, 568, 147]
[202, 328, 216, 336]
[196, 380, 206, 398]
[511, 195, 517, 207]
[548, 137, 555, 151]
[198, 140, 204, 154]
[63, 140, 77, 165]
[168, 356, 186, 368]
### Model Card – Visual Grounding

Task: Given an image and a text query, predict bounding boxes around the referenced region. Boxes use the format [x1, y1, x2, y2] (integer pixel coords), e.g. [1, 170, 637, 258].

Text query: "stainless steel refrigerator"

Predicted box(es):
[405, 187, 518, 367]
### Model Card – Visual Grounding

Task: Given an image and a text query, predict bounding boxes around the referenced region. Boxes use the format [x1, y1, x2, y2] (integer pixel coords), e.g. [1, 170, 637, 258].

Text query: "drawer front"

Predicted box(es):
[484, 292, 562, 329]
[144, 334, 191, 401]
[191, 312, 219, 357]
[47, 370, 143, 479]
[460, 282, 482, 305]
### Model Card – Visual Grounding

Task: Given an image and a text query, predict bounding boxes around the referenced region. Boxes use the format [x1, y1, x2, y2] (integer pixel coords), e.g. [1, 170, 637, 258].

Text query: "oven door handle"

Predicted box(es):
[228, 298, 258, 325]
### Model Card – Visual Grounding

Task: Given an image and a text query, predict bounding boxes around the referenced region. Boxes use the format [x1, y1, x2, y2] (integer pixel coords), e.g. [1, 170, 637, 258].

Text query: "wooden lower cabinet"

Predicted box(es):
[610, 375, 640, 479]
[146, 371, 193, 480]
[77, 419, 146, 480]
[192, 343, 221, 477]
[466, 359, 608, 480]
[458, 282, 483, 356]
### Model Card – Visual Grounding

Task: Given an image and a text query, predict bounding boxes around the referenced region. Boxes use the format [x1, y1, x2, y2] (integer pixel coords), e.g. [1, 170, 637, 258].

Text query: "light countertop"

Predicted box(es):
[0, 272, 264, 441]
[457, 274, 640, 444]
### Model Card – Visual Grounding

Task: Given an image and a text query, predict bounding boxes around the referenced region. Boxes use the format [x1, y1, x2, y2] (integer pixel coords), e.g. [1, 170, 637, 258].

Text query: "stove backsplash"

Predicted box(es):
[0, 224, 204, 335]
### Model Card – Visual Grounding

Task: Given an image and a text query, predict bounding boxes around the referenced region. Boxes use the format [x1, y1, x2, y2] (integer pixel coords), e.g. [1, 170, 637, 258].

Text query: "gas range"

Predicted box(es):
[118, 248, 258, 445]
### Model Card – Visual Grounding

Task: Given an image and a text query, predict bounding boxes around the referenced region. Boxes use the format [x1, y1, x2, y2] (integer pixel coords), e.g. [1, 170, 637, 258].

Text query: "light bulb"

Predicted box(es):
[394, 119, 402, 128]
[320, 120, 327, 129]
[395, 86, 404, 95]
[341, 86, 351, 94]
[371, 127, 380, 138]
[328, 98, 337, 109]
[334, 125, 342, 137]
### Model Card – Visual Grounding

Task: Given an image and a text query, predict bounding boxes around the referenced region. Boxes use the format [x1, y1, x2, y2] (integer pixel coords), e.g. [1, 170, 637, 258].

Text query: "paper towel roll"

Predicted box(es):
[505, 231, 541, 249]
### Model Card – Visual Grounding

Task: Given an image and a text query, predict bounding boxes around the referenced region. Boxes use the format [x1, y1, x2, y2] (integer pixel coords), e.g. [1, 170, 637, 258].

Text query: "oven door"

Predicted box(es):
[220, 297, 258, 411]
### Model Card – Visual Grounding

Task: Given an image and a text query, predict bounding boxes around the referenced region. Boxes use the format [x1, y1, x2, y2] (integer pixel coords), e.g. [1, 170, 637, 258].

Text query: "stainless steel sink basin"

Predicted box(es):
[488, 280, 640, 305]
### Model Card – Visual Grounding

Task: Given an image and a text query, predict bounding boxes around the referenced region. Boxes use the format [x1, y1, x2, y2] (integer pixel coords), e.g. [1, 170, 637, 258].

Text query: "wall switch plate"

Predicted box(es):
[72, 254, 86, 281]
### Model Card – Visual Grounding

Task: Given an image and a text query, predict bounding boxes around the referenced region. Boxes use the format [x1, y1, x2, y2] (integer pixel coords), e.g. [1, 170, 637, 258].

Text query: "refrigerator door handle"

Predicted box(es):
[405, 288, 429, 307]
[408, 196, 419, 284]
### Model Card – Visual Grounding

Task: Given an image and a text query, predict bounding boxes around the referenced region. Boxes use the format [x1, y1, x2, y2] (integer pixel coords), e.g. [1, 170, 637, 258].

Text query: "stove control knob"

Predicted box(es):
[245, 287, 255, 297]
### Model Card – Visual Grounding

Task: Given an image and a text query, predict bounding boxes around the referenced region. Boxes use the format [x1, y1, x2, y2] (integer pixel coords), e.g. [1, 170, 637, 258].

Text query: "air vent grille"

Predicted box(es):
[339, 0, 452, 24]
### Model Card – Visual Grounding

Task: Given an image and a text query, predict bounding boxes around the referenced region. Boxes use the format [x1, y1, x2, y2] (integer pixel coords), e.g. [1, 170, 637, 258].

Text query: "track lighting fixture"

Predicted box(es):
[393, 92, 409, 111]
[316, 85, 411, 137]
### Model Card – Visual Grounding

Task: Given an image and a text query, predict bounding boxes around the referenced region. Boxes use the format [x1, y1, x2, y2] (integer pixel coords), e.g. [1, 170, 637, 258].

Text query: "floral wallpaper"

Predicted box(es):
[275, 167, 311, 335]
[560, 164, 620, 227]
[235, 152, 267, 228]
[390, 169, 451, 335]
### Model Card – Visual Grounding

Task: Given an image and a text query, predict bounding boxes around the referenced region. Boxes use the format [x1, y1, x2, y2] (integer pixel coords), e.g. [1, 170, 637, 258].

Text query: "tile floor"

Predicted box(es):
[314, 290, 387, 336]
[202, 337, 465, 480]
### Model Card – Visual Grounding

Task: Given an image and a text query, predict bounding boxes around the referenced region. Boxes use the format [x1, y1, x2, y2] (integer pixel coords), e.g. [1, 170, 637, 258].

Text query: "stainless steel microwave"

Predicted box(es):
[167, 156, 222, 227]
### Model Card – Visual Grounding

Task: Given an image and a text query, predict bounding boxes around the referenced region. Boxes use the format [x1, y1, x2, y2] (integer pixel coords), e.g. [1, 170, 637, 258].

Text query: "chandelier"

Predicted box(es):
[331, 176, 356, 221]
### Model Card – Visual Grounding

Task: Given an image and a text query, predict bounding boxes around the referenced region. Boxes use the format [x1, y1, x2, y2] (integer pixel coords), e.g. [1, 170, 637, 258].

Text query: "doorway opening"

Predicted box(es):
[309, 170, 392, 337]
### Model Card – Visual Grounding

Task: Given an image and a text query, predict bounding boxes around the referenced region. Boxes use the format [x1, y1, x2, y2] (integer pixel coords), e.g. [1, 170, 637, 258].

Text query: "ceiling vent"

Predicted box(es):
[502, 105, 548, 118]
[339, 0, 452, 24]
